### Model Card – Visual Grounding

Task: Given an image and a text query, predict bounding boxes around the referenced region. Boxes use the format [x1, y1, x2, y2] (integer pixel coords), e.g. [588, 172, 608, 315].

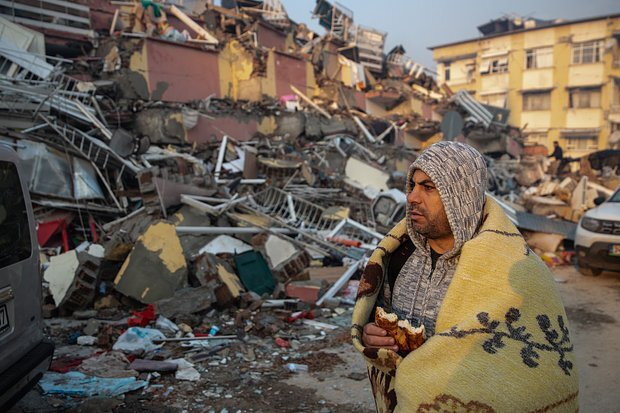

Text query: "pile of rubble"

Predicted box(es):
[0, 0, 618, 410]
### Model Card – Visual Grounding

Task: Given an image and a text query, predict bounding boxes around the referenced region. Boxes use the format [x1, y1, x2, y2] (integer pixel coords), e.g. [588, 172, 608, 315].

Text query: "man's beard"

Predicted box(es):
[410, 208, 451, 240]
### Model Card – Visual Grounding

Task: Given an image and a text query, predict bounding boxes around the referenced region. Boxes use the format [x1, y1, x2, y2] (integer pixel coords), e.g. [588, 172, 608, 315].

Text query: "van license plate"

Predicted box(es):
[610, 245, 620, 257]
[0, 304, 8, 335]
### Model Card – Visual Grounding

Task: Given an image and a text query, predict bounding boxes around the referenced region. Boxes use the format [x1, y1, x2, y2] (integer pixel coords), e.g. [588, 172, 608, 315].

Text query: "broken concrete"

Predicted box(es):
[194, 253, 245, 308]
[155, 286, 216, 320]
[114, 221, 188, 304]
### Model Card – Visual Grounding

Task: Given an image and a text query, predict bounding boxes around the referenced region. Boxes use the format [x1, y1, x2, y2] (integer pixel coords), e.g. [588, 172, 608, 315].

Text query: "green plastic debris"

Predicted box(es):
[234, 250, 275, 296]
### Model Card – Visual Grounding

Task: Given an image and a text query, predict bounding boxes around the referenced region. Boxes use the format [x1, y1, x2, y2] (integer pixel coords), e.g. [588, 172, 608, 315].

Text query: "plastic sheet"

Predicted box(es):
[112, 327, 166, 353]
[39, 371, 147, 397]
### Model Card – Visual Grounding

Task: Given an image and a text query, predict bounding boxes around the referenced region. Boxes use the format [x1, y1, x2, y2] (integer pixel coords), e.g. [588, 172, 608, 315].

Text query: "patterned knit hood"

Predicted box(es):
[406, 141, 487, 259]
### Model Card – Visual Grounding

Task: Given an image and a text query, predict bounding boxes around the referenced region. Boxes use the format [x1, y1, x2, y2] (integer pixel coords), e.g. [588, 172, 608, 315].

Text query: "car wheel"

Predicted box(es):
[576, 264, 602, 277]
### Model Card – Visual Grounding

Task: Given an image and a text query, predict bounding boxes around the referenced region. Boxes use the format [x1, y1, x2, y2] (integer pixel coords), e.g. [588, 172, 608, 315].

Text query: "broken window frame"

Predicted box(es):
[524, 47, 553, 69]
[571, 40, 604, 65]
[522, 91, 551, 111]
[568, 87, 601, 109]
[478, 59, 491, 74]
[241, 186, 383, 257]
[480, 57, 508, 75]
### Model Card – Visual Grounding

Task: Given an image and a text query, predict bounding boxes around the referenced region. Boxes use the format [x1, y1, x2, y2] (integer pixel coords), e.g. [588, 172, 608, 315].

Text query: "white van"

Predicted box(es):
[0, 143, 54, 409]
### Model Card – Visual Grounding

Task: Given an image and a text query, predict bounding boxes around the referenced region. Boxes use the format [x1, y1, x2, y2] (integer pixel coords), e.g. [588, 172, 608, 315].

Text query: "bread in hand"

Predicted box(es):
[375, 306, 425, 352]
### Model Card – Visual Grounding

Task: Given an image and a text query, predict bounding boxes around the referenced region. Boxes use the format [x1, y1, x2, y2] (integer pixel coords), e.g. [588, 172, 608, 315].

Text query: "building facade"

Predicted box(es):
[431, 14, 620, 157]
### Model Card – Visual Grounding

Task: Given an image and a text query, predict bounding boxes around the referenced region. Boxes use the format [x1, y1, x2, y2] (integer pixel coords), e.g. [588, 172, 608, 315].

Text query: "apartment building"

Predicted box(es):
[430, 14, 620, 157]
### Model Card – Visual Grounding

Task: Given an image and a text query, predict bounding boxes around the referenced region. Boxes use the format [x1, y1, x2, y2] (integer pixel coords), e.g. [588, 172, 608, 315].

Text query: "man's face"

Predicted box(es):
[407, 170, 452, 241]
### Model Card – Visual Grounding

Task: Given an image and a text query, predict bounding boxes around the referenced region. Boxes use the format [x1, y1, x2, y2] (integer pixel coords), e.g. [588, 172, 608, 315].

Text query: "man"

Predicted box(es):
[351, 142, 578, 413]
[548, 140, 570, 176]
[549, 140, 564, 161]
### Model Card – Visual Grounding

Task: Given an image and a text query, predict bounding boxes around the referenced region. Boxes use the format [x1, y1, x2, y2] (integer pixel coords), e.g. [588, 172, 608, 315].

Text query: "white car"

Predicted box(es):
[574, 187, 620, 276]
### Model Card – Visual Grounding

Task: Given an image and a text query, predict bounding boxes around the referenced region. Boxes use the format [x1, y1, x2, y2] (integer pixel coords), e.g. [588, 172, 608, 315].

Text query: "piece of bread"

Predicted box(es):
[398, 319, 426, 351]
[375, 307, 426, 352]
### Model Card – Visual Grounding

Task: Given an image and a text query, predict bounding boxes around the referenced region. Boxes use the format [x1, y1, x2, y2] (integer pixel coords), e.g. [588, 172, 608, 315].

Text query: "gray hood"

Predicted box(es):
[406, 141, 487, 259]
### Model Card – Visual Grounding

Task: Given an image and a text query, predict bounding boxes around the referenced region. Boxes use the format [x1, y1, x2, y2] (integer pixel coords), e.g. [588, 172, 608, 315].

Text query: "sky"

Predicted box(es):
[282, 0, 620, 70]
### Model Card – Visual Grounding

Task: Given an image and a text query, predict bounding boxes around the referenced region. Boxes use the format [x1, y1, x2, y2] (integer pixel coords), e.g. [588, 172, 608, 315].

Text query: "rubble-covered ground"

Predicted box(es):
[12, 304, 376, 413]
[9, 263, 620, 413]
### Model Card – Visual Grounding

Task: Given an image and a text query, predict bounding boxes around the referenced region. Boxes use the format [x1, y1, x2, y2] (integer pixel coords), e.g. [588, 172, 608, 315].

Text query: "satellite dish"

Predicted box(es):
[440, 111, 464, 141]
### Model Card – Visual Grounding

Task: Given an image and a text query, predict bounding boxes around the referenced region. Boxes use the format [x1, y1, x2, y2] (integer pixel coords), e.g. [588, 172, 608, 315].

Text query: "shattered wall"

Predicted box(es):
[129, 38, 221, 102]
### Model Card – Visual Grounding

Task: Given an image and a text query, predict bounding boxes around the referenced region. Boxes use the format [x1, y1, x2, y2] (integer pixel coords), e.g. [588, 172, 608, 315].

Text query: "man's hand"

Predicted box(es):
[362, 323, 399, 352]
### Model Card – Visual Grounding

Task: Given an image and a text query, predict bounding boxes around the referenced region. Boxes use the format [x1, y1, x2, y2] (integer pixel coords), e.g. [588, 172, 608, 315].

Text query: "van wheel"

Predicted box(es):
[577, 264, 602, 277]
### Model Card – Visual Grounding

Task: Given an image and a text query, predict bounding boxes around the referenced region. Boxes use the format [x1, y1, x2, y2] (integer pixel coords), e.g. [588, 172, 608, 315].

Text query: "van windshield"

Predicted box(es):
[0, 161, 32, 269]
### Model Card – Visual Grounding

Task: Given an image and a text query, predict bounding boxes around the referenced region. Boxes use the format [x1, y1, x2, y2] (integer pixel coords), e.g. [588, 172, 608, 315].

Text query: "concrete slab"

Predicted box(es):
[114, 221, 187, 304]
[44, 250, 80, 307]
[264, 235, 297, 268]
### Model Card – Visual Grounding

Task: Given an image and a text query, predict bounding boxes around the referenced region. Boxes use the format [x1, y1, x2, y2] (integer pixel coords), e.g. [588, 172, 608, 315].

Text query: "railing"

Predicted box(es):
[0, 46, 97, 122]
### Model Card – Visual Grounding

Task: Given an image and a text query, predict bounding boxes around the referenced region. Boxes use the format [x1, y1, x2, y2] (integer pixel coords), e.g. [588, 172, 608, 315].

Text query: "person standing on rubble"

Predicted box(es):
[351, 141, 578, 413]
[548, 140, 564, 161]
[548, 140, 569, 175]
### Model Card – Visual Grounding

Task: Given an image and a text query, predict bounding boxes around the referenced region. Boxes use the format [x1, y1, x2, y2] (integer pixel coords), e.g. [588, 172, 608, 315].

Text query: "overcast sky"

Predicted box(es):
[282, 0, 620, 69]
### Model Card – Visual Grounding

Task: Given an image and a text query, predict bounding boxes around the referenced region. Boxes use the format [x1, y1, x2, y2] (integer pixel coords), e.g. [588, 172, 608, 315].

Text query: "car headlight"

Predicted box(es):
[580, 217, 601, 232]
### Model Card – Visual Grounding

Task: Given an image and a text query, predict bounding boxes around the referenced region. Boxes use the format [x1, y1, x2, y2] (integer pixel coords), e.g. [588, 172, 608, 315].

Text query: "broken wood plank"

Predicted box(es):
[290, 85, 331, 119]
[169, 5, 219, 44]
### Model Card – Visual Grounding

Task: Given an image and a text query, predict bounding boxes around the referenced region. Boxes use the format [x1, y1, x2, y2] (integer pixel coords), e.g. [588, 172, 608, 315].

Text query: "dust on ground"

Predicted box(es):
[10, 264, 620, 413]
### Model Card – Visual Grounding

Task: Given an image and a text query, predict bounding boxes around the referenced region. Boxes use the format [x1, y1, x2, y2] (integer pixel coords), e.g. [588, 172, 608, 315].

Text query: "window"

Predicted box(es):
[572, 40, 603, 64]
[442, 63, 450, 81]
[523, 92, 551, 111]
[525, 133, 548, 146]
[569, 87, 601, 108]
[0, 161, 32, 269]
[525, 47, 553, 69]
[479, 57, 508, 75]
[564, 135, 598, 151]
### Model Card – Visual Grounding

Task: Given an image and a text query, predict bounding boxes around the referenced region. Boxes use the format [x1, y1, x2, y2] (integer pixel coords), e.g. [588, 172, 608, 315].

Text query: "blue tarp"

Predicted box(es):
[39, 371, 147, 397]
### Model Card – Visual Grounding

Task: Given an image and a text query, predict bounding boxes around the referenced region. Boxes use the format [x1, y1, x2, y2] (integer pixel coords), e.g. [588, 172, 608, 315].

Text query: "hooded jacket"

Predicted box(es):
[351, 142, 578, 413]
[387, 142, 487, 336]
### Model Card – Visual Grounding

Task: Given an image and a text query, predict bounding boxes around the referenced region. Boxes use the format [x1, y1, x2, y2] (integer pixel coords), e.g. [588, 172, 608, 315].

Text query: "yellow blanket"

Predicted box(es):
[351, 198, 579, 413]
